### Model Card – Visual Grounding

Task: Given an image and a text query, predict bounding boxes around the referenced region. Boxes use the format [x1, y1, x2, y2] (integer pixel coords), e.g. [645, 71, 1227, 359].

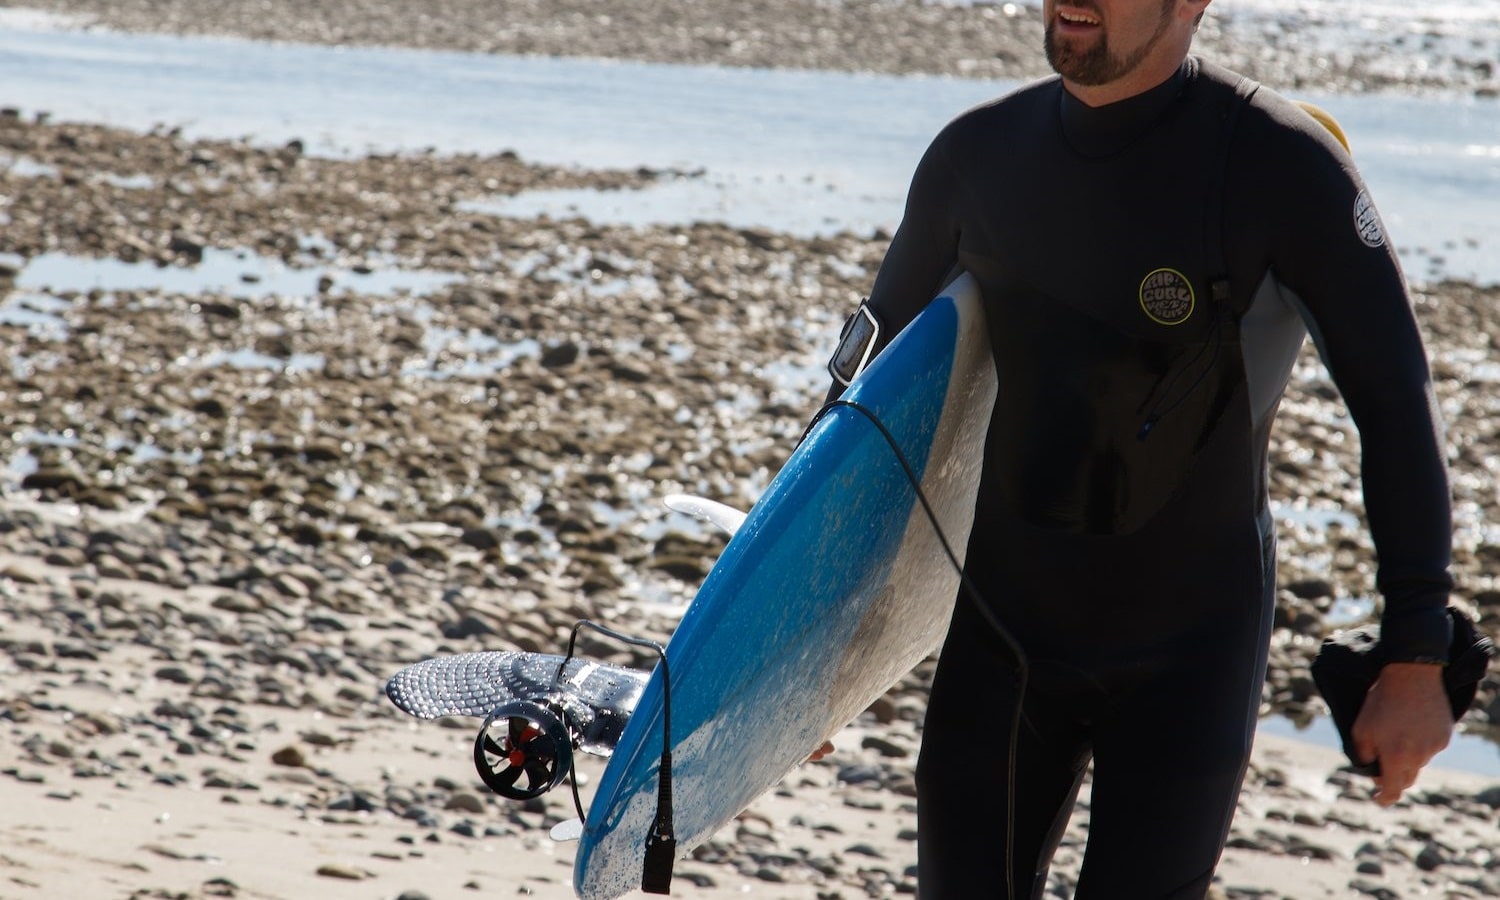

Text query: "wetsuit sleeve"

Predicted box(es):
[865, 137, 964, 337]
[1246, 106, 1453, 662]
[823, 134, 964, 402]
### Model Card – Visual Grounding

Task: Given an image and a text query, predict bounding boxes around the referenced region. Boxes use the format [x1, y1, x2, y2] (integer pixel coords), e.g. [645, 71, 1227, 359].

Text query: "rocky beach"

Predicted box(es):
[1, 1, 1498, 898]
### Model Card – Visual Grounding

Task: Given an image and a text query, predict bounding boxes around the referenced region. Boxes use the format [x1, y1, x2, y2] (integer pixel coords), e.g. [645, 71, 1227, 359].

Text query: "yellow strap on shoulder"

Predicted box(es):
[1295, 100, 1352, 154]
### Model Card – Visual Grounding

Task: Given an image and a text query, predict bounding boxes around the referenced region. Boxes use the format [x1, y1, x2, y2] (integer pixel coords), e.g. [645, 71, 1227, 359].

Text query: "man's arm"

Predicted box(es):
[823, 134, 964, 401]
[1253, 100, 1454, 800]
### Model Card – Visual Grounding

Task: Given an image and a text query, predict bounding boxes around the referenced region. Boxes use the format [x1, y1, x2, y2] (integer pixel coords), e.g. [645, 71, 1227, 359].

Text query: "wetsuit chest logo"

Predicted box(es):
[1138, 268, 1195, 325]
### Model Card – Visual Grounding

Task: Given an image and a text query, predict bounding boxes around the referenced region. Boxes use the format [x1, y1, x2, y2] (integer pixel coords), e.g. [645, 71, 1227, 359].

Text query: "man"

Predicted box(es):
[821, 0, 1456, 895]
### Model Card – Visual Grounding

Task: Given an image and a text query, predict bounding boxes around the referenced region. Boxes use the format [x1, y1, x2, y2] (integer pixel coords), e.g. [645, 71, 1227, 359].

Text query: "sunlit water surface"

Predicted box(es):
[1, 12, 1496, 282]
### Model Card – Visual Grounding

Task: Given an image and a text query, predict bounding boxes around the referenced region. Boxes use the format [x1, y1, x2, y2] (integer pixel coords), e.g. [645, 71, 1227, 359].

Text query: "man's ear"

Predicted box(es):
[1182, 0, 1212, 27]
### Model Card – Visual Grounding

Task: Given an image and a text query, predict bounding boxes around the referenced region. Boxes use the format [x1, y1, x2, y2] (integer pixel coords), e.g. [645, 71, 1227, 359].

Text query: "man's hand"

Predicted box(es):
[1350, 662, 1453, 806]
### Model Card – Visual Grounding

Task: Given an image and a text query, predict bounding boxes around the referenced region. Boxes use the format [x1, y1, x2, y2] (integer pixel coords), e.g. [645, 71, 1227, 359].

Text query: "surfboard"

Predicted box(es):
[573, 271, 997, 899]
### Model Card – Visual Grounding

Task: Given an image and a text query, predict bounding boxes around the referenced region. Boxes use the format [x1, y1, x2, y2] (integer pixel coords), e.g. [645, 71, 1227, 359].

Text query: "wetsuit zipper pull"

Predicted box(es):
[1137, 283, 1233, 441]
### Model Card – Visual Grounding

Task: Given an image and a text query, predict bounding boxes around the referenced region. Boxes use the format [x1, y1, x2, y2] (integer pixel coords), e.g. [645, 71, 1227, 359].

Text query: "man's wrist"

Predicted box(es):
[1380, 654, 1452, 669]
[1380, 659, 1447, 675]
[1378, 604, 1453, 664]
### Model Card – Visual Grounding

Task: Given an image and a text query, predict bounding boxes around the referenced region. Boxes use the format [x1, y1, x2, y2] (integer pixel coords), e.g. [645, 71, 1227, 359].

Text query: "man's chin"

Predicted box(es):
[1047, 54, 1106, 84]
[1044, 35, 1105, 81]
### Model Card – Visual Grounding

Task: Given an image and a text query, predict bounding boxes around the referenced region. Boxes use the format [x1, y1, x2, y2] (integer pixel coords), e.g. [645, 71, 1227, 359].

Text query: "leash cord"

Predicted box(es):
[806, 397, 1031, 899]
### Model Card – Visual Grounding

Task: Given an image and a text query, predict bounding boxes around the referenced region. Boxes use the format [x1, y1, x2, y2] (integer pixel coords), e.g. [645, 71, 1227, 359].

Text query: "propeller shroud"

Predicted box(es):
[472, 699, 574, 800]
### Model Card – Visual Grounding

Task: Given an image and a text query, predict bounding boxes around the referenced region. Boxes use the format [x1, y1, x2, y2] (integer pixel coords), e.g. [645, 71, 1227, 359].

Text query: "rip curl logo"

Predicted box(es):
[1139, 268, 1195, 325]
[1353, 190, 1386, 248]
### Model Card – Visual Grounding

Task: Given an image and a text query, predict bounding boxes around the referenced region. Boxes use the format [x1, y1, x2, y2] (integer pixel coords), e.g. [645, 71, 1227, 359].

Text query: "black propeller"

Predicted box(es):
[472, 700, 573, 800]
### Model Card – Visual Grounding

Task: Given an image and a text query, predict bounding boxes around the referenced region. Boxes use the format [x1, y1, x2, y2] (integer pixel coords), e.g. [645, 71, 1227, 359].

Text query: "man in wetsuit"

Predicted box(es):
[820, 0, 1457, 895]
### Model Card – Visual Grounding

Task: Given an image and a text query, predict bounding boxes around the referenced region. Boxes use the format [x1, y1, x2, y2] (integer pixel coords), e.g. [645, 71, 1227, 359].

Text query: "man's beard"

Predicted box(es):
[1044, 1, 1175, 86]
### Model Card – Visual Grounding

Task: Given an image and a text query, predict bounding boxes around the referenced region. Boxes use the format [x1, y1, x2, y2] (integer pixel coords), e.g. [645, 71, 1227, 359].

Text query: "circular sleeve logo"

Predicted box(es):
[1353, 190, 1386, 248]
[1139, 268, 1195, 325]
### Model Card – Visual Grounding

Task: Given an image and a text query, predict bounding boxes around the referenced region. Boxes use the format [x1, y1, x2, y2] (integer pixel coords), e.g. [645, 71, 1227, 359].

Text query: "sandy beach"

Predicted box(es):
[0, 1, 1498, 898]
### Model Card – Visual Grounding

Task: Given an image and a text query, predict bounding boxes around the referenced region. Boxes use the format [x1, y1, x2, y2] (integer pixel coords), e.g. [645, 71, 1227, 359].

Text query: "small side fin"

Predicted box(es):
[550, 818, 584, 842]
[662, 493, 748, 536]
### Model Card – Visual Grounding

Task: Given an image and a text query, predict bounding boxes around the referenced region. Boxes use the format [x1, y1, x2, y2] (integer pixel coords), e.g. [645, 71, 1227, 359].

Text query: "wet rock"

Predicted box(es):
[1415, 842, 1447, 871]
[168, 230, 207, 262]
[444, 791, 486, 814]
[859, 734, 910, 758]
[314, 863, 371, 880]
[270, 745, 308, 768]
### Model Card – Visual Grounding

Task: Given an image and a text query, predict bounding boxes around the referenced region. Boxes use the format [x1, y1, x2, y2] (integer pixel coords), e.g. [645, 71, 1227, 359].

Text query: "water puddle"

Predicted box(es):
[461, 172, 861, 238]
[3, 248, 489, 376]
[14, 248, 461, 300]
[193, 348, 326, 372]
[0, 154, 61, 178]
[400, 335, 541, 380]
[0, 291, 71, 338]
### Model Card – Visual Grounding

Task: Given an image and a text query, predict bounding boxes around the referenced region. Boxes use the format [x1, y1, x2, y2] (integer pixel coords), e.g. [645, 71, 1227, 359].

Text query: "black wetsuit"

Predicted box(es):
[851, 59, 1454, 898]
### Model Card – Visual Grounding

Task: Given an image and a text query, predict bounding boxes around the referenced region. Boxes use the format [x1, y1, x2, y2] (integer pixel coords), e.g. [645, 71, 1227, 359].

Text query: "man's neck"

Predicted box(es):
[1063, 47, 1193, 108]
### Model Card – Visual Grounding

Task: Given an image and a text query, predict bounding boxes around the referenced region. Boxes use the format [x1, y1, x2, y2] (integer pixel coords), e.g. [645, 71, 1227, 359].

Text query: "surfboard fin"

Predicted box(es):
[549, 817, 584, 842]
[663, 492, 747, 536]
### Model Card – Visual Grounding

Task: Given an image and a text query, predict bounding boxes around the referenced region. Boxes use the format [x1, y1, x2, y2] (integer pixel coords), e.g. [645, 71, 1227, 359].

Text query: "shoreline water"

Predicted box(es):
[3, 20, 1497, 286]
[3, 0, 1500, 98]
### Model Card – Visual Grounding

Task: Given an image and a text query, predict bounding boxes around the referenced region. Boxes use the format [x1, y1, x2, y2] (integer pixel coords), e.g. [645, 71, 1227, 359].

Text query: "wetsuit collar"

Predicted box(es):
[1058, 58, 1197, 158]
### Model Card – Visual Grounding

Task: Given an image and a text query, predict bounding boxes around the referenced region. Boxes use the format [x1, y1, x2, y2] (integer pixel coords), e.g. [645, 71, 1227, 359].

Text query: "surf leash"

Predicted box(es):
[807, 397, 1031, 899]
[560, 620, 677, 894]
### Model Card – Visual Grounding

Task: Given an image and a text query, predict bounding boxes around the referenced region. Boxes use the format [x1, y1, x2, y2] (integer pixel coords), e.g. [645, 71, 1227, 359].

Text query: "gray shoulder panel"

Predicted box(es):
[1240, 271, 1312, 432]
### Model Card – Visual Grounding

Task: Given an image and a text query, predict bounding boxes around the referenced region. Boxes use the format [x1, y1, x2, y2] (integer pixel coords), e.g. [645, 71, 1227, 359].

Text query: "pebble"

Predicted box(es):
[314, 863, 371, 880]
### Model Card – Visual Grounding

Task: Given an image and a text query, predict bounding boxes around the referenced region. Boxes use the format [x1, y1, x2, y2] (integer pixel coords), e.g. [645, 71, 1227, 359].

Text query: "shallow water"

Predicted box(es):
[2, 14, 1497, 284]
[12, 248, 461, 300]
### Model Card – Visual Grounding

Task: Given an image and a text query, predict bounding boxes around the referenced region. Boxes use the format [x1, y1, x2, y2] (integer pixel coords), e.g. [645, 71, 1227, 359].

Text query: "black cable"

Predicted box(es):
[807, 397, 1031, 899]
[556, 395, 1028, 894]
[567, 752, 587, 825]
[559, 620, 676, 894]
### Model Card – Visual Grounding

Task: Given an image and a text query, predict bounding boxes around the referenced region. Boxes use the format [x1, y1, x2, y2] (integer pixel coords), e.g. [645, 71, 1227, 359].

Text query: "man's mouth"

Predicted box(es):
[1057, 8, 1102, 26]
